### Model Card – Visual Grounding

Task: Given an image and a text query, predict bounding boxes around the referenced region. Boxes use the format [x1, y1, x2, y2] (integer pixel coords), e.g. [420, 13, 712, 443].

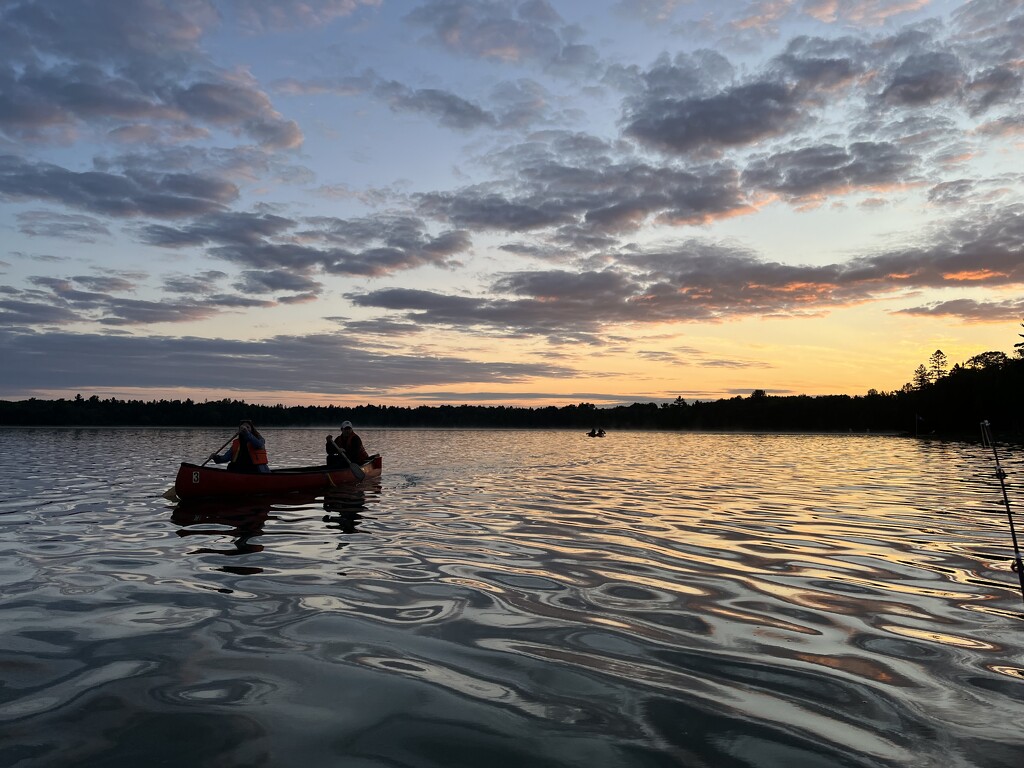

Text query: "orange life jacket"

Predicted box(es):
[231, 437, 269, 466]
[338, 432, 369, 463]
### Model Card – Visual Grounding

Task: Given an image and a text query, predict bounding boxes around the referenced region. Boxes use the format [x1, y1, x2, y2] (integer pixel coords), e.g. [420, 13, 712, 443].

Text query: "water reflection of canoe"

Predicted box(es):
[173, 455, 382, 500]
[170, 492, 320, 525]
[170, 498, 276, 556]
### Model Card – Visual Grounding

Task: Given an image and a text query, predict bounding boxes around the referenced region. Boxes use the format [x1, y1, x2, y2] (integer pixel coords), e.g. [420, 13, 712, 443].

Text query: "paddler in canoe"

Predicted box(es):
[325, 420, 369, 468]
[209, 419, 271, 473]
[171, 422, 381, 500]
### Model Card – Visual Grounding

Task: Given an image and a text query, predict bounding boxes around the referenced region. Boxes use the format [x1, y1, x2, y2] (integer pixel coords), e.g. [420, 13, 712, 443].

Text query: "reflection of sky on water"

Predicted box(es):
[0, 428, 1022, 767]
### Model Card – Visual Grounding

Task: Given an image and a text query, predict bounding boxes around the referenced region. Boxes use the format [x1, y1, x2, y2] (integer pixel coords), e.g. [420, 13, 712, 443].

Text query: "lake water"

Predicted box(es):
[1, 428, 1022, 767]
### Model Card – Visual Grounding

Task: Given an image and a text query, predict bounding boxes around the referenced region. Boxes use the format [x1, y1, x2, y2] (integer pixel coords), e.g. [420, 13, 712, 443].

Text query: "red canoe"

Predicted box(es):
[173, 455, 382, 500]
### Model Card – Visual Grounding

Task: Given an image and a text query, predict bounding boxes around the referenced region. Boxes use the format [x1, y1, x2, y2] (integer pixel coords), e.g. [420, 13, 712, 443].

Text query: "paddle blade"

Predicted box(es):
[162, 487, 179, 501]
[329, 436, 366, 481]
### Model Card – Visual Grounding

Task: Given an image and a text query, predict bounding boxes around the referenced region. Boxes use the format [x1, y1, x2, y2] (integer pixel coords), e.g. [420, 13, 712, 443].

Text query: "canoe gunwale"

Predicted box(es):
[178, 453, 382, 475]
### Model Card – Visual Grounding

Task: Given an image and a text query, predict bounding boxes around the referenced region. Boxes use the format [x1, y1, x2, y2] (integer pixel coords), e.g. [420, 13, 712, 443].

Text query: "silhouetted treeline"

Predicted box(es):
[1, 352, 1021, 437]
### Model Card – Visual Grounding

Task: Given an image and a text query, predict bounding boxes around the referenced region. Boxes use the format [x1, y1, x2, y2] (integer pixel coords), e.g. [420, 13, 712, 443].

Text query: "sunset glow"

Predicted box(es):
[1, 0, 1022, 407]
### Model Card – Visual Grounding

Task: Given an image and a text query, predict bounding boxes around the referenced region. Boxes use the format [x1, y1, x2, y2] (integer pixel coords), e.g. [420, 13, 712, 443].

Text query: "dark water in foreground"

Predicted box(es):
[1, 428, 1022, 767]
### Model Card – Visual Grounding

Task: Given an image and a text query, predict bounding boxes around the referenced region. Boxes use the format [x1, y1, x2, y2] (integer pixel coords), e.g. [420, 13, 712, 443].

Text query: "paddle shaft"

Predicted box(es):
[981, 421, 1024, 605]
[329, 436, 366, 481]
[201, 432, 238, 467]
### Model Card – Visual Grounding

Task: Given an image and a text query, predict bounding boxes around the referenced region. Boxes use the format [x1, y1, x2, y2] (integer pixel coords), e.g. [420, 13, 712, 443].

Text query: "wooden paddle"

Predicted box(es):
[202, 432, 238, 467]
[328, 436, 366, 481]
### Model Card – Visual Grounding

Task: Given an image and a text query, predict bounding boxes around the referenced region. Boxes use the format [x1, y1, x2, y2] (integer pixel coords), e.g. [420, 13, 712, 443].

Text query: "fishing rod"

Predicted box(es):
[980, 420, 1024, 606]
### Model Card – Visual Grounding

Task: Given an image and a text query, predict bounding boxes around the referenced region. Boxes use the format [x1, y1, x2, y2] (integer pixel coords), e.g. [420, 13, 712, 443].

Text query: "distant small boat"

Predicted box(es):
[586, 429, 606, 437]
[173, 455, 382, 500]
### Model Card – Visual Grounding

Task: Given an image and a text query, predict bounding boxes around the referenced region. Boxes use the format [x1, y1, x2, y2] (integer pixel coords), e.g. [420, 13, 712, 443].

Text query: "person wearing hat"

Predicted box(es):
[211, 419, 270, 473]
[326, 421, 369, 468]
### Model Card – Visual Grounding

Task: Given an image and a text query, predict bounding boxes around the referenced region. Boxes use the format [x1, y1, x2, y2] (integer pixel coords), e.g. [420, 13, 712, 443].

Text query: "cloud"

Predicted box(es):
[332, 318, 424, 336]
[0, 0, 212, 70]
[227, 0, 381, 32]
[28, 275, 128, 304]
[349, 276, 635, 343]
[0, 326, 570, 394]
[95, 144, 311, 188]
[277, 70, 553, 132]
[801, 0, 932, 27]
[96, 297, 259, 326]
[16, 210, 112, 242]
[162, 271, 230, 294]
[416, 134, 751, 237]
[373, 79, 497, 130]
[74, 275, 137, 292]
[741, 141, 919, 200]
[347, 203, 1024, 337]
[350, 248, 836, 340]
[0, 155, 238, 218]
[0, 0, 302, 149]
[141, 211, 295, 248]
[0, 272, 281, 327]
[417, 188, 572, 231]
[624, 78, 805, 155]
[880, 51, 965, 106]
[140, 210, 471, 278]
[493, 269, 636, 301]
[927, 179, 975, 205]
[405, 0, 566, 64]
[952, 0, 1024, 66]
[976, 115, 1024, 138]
[273, 73, 375, 97]
[0, 298, 82, 325]
[612, 1, 691, 27]
[174, 81, 303, 149]
[771, 35, 870, 92]
[731, 0, 932, 32]
[233, 269, 323, 295]
[965, 65, 1023, 115]
[489, 78, 552, 127]
[391, 389, 647, 404]
[894, 297, 1024, 322]
[843, 204, 1024, 290]
[608, 10, 1024, 172]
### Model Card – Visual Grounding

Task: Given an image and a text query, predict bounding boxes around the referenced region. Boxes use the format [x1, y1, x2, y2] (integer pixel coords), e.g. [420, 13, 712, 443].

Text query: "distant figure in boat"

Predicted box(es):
[587, 427, 606, 437]
[210, 420, 270, 473]
[326, 420, 370, 467]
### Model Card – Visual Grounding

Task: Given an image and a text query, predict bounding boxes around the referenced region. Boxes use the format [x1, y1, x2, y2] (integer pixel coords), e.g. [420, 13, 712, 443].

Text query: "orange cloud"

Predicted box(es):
[942, 269, 1009, 281]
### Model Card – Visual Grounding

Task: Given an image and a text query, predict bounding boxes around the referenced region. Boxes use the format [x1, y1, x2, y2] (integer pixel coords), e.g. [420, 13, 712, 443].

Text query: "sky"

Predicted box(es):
[1, 0, 1023, 407]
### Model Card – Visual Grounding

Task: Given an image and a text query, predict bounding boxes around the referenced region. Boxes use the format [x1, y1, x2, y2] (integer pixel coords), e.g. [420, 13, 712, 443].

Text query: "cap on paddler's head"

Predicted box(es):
[340, 420, 353, 430]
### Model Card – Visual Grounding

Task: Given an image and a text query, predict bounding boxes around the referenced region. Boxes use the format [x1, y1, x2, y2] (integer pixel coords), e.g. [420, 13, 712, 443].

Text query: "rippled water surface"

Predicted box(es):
[1, 428, 1023, 767]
